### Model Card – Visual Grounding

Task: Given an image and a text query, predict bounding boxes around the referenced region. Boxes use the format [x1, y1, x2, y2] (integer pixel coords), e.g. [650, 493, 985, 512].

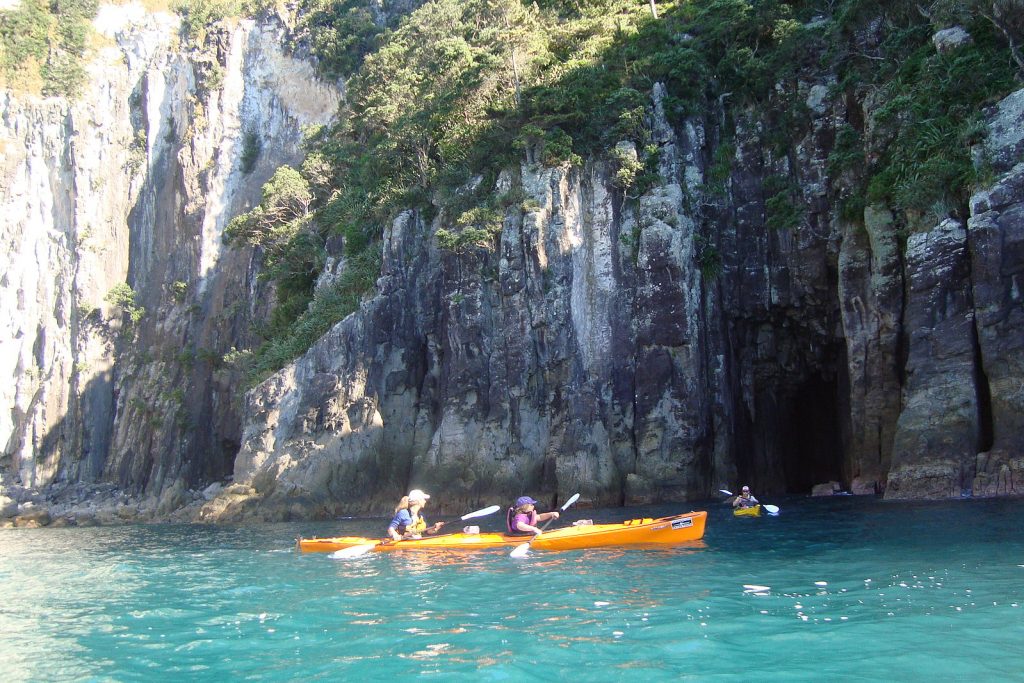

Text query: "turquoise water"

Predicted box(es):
[1, 496, 1023, 681]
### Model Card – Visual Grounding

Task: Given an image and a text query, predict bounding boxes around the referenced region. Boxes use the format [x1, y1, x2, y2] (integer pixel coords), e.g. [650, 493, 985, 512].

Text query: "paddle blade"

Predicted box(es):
[764, 504, 780, 515]
[719, 489, 734, 496]
[461, 505, 500, 521]
[509, 542, 531, 559]
[560, 493, 581, 511]
[329, 543, 378, 559]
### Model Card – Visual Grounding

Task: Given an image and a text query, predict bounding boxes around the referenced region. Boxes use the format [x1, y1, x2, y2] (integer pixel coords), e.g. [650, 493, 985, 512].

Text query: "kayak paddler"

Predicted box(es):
[387, 489, 445, 540]
[732, 485, 759, 509]
[506, 496, 560, 536]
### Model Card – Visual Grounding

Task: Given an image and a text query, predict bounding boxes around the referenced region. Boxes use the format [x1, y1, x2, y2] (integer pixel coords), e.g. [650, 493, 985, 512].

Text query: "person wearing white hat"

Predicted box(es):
[732, 485, 759, 509]
[387, 489, 444, 540]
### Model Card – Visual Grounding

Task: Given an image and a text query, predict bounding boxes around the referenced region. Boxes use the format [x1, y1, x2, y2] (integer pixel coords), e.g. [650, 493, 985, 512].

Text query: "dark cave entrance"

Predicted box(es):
[776, 374, 845, 494]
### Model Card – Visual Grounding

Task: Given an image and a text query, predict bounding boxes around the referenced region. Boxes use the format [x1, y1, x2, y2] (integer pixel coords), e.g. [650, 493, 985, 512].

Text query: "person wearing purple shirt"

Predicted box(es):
[506, 496, 560, 536]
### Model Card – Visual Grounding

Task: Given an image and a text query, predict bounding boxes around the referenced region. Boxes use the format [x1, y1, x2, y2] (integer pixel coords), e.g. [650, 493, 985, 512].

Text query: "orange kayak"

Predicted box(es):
[297, 510, 706, 553]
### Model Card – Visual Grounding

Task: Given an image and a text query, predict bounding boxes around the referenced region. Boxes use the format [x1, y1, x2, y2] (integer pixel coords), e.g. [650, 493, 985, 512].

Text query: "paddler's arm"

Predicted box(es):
[515, 520, 544, 535]
[387, 509, 411, 540]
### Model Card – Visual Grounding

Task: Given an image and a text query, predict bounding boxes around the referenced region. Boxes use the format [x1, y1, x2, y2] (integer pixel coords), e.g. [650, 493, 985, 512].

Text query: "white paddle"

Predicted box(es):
[329, 504, 500, 559]
[720, 489, 779, 515]
[509, 493, 580, 558]
[329, 542, 379, 559]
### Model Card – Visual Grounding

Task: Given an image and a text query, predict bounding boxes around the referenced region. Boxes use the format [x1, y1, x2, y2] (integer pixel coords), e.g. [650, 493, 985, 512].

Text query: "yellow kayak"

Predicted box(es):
[297, 510, 707, 553]
[733, 505, 761, 517]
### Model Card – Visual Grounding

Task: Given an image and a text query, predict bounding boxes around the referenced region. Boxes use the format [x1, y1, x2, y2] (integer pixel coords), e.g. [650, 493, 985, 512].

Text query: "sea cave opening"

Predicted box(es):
[777, 374, 845, 495]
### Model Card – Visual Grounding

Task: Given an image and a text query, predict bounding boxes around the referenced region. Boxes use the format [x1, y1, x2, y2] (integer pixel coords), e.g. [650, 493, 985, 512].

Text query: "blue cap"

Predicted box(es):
[515, 496, 538, 507]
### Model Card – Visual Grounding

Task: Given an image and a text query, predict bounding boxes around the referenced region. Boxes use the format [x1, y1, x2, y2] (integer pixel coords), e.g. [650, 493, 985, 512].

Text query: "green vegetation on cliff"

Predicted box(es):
[0, 0, 97, 97]
[233, 0, 1021, 383]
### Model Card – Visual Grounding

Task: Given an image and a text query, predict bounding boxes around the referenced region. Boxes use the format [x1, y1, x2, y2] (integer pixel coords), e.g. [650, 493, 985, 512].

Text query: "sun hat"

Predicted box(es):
[515, 496, 538, 507]
[408, 489, 430, 502]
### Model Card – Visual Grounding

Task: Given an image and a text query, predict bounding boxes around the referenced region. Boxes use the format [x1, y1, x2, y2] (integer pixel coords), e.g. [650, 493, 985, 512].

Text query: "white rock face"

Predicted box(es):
[197, 22, 342, 287]
[0, 4, 341, 495]
[0, 16, 160, 483]
[932, 26, 972, 54]
[985, 88, 1024, 173]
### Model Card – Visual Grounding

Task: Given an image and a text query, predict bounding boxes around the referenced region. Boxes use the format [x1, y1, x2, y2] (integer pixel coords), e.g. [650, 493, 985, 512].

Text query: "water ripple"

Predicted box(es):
[1, 498, 1023, 679]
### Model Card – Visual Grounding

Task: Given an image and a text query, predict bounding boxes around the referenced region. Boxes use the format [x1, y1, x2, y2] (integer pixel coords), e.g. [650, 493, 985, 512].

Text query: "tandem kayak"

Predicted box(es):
[297, 510, 706, 553]
[733, 505, 761, 517]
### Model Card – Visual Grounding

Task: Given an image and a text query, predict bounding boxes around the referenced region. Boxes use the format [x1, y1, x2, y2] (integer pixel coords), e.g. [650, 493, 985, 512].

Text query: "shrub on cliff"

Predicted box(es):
[0, 0, 97, 97]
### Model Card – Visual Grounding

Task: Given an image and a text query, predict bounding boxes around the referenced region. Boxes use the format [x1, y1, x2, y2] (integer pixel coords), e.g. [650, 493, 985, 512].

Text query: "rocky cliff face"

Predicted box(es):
[0, 3, 341, 523]
[2, 7, 1023, 526]
[202, 73, 1024, 520]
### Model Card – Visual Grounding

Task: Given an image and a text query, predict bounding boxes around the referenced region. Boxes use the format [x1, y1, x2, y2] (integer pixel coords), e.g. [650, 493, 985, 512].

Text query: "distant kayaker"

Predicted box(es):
[733, 486, 759, 509]
[387, 489, 445, 540]
[507, 496, 560, 536]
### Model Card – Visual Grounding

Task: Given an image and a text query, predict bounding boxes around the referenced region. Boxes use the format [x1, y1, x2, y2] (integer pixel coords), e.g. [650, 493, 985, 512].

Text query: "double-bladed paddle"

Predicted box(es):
[720, 489, 779, 515]
[329, 504, 501, 559]
[509, 493, 581, 559]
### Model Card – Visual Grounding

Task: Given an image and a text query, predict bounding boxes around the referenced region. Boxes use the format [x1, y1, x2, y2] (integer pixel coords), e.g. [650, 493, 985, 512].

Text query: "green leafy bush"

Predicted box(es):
[172, 0, 240, 41]
[245, 246, 382, 385]
[105, 283, 145, 327]
[240, 130, 262, 174]
[170, 281, 189, 303]
[436, 205, 504, 253]
[296, 0, 384, 80]
[1, 0, 97, 97]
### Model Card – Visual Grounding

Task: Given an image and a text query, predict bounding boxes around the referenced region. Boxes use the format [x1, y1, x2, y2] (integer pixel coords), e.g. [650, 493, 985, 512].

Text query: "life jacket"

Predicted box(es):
[403, 514, 427, 535]
[393, 509, 428, 536]
[506, 507, 537, 535]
